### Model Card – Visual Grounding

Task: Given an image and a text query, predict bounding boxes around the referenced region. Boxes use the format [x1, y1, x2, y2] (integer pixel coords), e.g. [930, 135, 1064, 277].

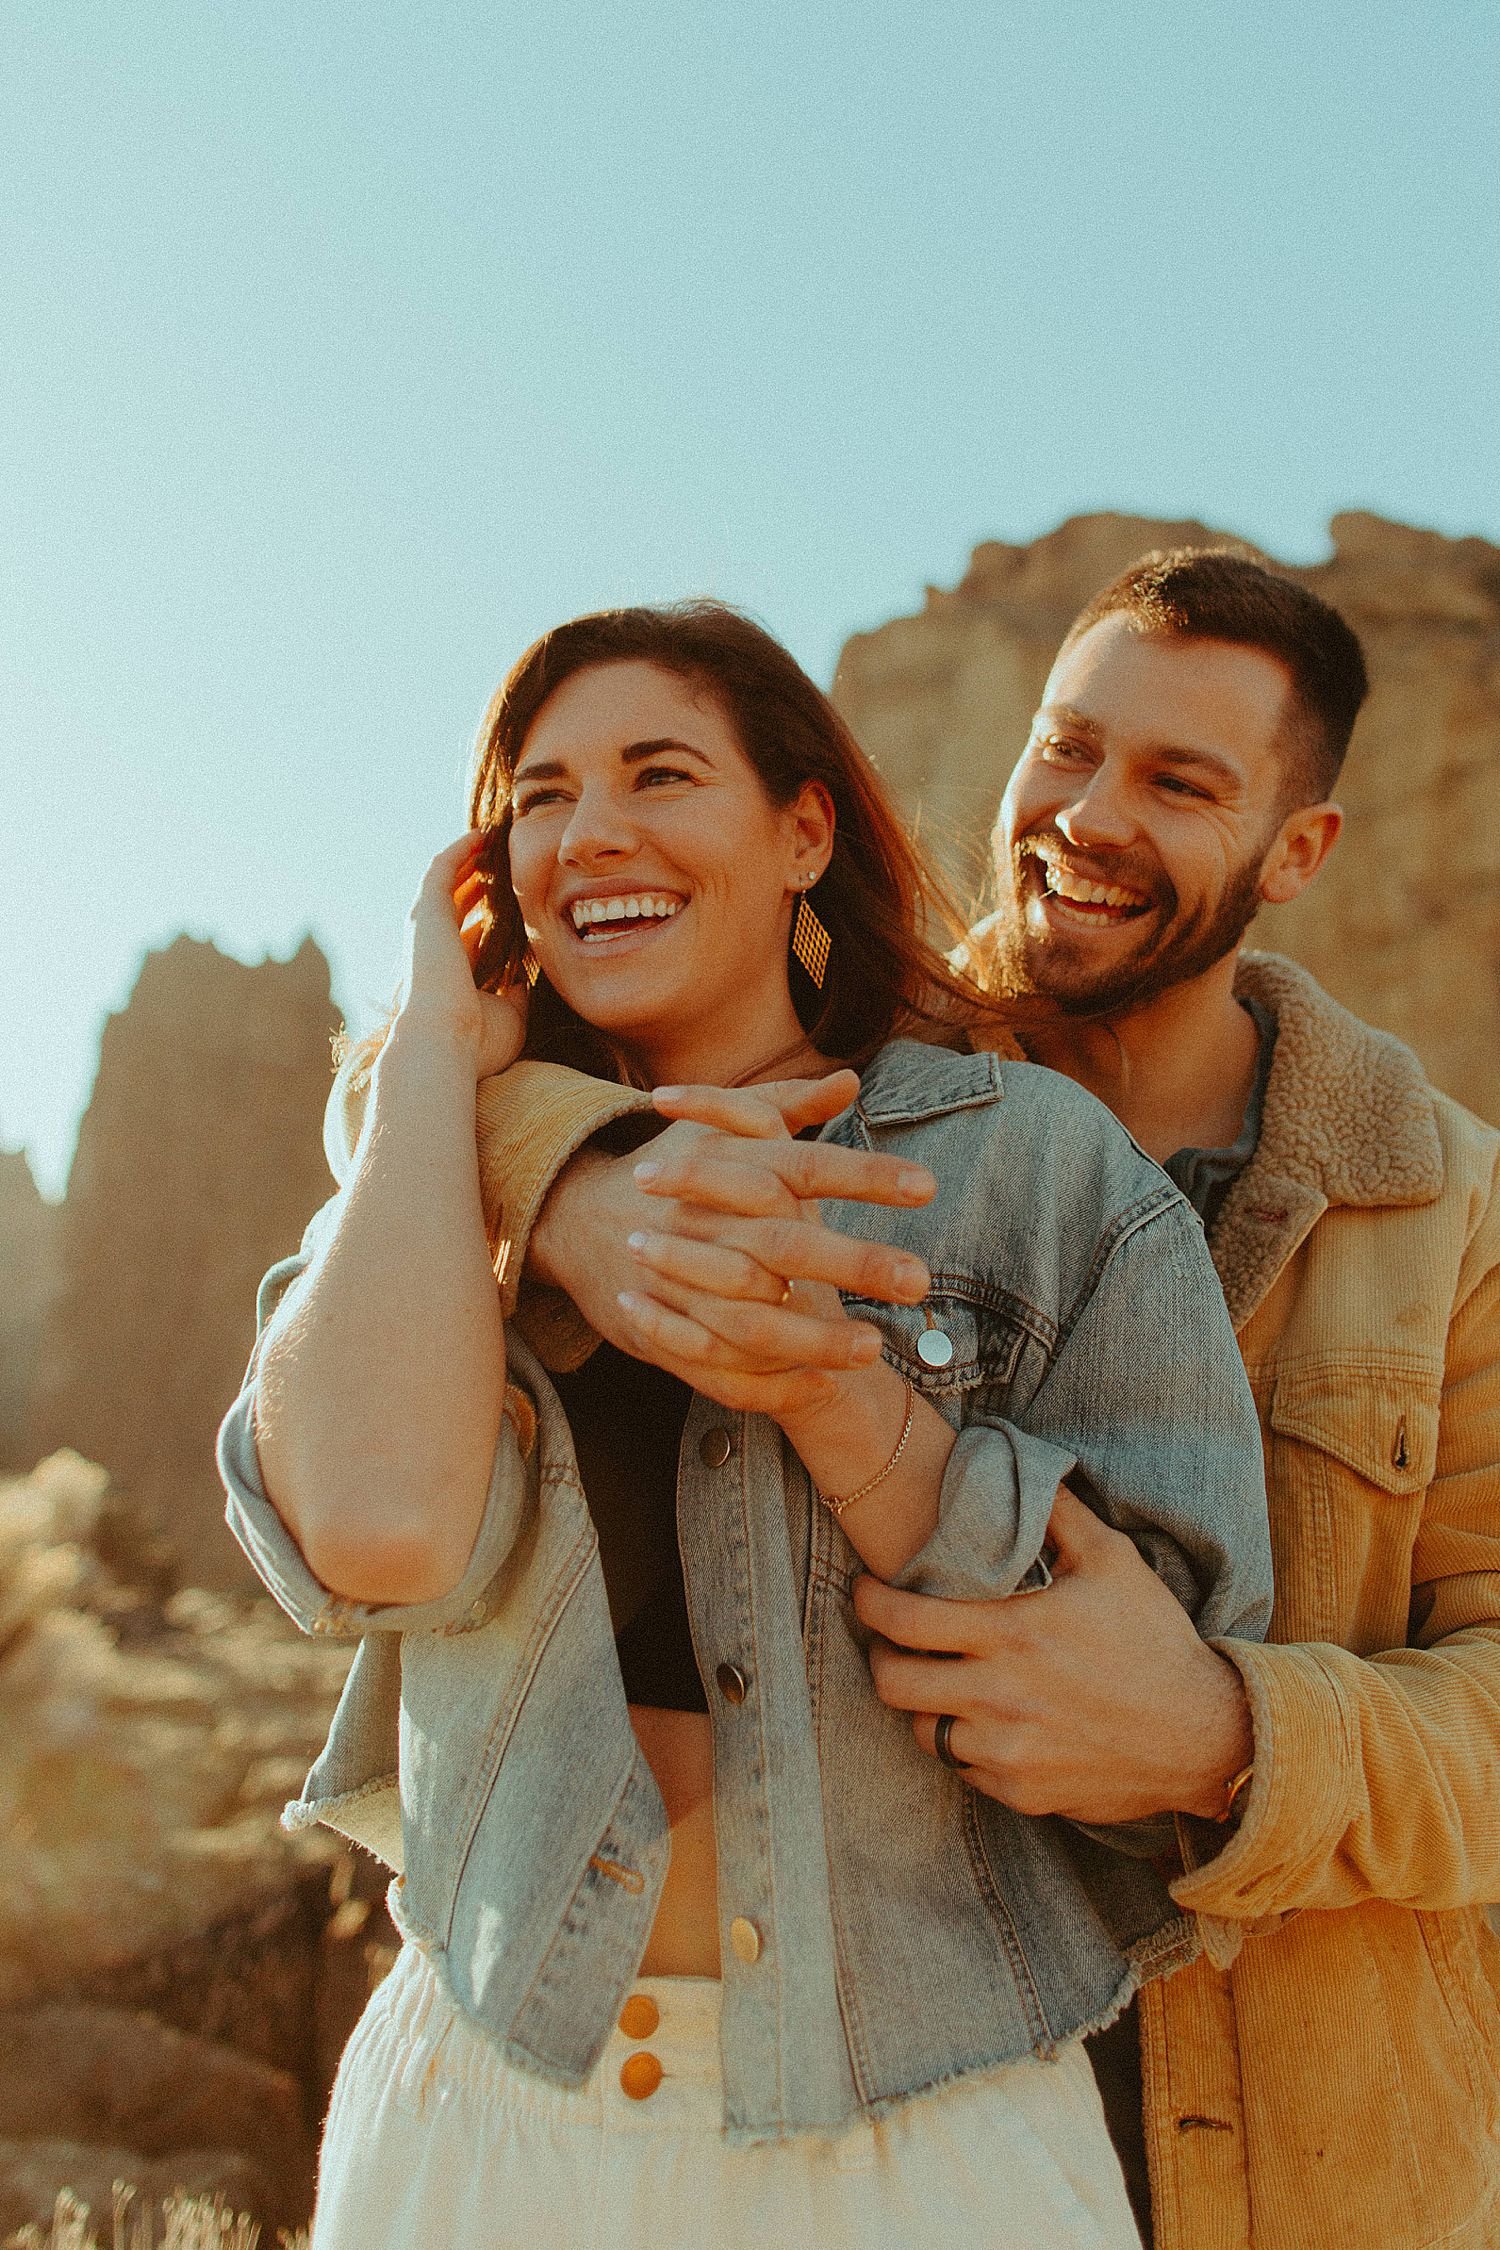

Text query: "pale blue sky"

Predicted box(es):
[5, 0, 1498, 1194]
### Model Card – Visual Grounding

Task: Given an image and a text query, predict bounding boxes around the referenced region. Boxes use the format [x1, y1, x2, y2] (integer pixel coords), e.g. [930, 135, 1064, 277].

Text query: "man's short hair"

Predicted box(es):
[1061, 547, 1370, 805]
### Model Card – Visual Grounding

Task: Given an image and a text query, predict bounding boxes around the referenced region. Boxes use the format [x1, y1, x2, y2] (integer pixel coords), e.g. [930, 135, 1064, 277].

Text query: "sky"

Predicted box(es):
[4, 0, 1498, 1197]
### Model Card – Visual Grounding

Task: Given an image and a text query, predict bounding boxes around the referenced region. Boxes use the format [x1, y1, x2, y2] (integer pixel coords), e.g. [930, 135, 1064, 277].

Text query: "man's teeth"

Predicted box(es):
[570, 894, 683, 934]
[1039, 859, 1146, 910]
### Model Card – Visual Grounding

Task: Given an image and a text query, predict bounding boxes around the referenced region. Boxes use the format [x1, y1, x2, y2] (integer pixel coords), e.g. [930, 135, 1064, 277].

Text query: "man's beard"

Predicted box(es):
[983, 829, 1269, 1020]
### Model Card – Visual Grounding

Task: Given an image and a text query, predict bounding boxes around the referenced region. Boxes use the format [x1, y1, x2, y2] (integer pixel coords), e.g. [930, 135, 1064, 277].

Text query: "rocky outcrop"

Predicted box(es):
[833, 511, 1500, 1126]
[0, 1453, 383, 2242]
[31, 938, 341, 1590]
[0, 1153, 59, 1475]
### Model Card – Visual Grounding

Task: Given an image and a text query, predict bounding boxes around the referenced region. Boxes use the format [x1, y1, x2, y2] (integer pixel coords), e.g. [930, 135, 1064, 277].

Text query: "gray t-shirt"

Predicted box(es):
[1164, 998, 1278, 1233]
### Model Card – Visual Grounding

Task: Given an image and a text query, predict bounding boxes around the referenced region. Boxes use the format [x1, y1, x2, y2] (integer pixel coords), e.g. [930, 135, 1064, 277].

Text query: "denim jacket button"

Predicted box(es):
[699, 1427, 734, 1469]
[729, 1915, 762, 1965]
[715, 1662, 749, 1705]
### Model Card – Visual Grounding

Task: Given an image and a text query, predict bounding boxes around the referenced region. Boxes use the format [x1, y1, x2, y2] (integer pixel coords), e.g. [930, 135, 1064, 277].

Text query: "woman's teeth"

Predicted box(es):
[570, 893, 683, 939]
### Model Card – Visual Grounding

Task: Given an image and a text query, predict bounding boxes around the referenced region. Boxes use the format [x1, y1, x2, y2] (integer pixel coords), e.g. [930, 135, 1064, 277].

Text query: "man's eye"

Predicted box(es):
[1035, 736, 1090, 764]
[1156, 774, 1208, 799]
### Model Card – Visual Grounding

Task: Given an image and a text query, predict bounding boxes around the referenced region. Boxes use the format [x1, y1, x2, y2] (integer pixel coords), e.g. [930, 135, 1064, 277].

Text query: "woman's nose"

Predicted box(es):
[558, 785, 637, 864]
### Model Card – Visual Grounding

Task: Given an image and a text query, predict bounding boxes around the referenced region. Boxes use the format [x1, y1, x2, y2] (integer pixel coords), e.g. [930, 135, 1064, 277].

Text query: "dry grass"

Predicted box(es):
[4, 2187, 310, 2250]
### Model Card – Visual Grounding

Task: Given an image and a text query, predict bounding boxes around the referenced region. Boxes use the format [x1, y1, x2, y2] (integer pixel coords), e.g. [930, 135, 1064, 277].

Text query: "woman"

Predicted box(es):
[219, 603, 1271, 2250]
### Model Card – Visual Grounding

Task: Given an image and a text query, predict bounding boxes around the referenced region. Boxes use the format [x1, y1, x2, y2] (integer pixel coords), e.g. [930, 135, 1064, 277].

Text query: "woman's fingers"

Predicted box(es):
[629, 1219, 929, 1308]
[616, 1285, 881, 1375]
[613, 1297, 842, 1416]
[670, 1209, 930, 1304]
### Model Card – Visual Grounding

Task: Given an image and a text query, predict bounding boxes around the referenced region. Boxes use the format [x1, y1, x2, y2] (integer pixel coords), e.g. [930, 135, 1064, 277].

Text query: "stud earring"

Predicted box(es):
[791, 884, 831, 989]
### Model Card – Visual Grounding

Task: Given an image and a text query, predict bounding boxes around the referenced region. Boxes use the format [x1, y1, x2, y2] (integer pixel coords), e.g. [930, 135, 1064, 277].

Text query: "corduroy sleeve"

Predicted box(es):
[1174, 1180, 1500, 1923]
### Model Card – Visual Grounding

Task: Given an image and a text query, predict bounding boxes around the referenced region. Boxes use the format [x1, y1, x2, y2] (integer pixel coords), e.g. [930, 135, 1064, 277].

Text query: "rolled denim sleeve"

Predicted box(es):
[892, 1421, 1077, 1600]
[217, 1196, 541, 1642]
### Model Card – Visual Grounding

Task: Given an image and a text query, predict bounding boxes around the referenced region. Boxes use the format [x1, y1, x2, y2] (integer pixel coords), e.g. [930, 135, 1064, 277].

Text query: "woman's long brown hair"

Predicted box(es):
[349, 600, 1021, 1088]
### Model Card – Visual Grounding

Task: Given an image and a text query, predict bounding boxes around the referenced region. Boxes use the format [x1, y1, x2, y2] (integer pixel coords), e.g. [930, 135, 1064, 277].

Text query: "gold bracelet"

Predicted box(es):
[1215, 1763, 1255, 1824]
[817, 1378, 916, 1519]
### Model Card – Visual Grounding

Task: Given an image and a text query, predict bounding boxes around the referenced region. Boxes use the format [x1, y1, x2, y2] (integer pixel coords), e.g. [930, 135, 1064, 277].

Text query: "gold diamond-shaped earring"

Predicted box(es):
[791, 882, 831, 990]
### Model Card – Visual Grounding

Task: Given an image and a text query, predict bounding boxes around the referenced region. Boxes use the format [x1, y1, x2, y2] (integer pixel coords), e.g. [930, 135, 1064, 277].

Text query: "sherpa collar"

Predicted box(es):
[1210, 952, 1444, 1328]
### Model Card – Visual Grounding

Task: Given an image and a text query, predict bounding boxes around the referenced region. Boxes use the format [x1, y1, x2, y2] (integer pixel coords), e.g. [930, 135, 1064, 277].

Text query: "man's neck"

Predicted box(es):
[1022, 953, 1262, 1163]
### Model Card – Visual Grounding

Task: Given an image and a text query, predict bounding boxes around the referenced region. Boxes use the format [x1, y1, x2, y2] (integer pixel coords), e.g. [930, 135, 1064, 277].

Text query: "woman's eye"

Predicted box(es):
[514, 788, 567, 816]
[636, 763, 694, 789]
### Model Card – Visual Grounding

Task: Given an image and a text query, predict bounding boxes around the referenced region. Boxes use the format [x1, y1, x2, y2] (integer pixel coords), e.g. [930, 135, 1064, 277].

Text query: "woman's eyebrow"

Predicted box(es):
[515, 736, 715, 784]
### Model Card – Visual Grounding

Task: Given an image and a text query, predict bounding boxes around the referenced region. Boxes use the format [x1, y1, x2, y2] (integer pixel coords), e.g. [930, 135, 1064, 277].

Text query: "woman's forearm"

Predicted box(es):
[254, 1015, 506, 1605]
[780, 1361, 956, 1579]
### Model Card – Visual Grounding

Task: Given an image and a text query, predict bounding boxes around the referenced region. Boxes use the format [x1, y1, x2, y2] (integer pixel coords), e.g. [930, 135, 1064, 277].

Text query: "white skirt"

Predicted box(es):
[313, 1943, 1142, 2250]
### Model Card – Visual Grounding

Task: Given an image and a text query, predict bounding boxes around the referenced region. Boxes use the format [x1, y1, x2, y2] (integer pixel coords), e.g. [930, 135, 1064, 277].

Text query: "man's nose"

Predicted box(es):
[559, 785, 637, 863]
[1055, 768, 1138, 851]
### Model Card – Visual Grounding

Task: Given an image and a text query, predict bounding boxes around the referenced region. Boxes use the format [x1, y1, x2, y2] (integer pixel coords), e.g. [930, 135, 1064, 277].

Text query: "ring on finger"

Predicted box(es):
[777, 1277, 794, 1307]
[934, 1713, 966, 1771]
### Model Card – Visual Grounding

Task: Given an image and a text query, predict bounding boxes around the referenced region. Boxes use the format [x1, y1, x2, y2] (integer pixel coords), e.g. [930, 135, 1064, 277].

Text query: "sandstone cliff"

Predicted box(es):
[0, 1153, 59, 1475]
[31, 938, 341, 1590]
[832, 511, 1500, 1127]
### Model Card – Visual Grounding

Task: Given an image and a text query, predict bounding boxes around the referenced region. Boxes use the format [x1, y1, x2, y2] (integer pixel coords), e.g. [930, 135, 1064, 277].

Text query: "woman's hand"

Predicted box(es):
[611, 1076, 921, 1415]
[393, 833, 528, 1081]
[617, 1077, 956, 1576]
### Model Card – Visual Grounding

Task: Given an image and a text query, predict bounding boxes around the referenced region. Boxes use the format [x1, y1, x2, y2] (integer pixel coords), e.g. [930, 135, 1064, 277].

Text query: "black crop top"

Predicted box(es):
[548, 1341, 707, 1714]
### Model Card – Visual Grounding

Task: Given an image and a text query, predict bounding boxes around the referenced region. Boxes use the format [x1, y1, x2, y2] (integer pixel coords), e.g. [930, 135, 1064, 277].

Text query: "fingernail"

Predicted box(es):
[617, 1291, 641, 1313]
[850, 1329, 882, 1363]
[634, 1161, 661, 1183]
[898, 1167, 935, 1197]
[653, 1085, 683, 1102]
[896, 1259, 929, 1294]
[626, 1232, 649, 1253]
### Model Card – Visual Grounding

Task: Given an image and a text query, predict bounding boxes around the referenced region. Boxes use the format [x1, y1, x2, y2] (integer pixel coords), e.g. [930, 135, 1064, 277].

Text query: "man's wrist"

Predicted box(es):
[1175, 1650, 1256, 1821]
[529, 1146, 610, 1292]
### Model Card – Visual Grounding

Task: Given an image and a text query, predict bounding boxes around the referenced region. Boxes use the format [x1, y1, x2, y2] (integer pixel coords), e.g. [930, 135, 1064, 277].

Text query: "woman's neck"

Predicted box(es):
[626, 1004, 832, 1092]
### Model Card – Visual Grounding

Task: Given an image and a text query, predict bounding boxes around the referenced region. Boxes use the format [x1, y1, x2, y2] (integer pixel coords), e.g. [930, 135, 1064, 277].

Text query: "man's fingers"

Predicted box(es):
[648, 1084, 792, 1141]
[636, 1143, 935, 1213]
[647, 1213, 930, 1306]
[867, 1639, 976, 1715]
[852, 1573, 987, 1655]
[1044, 1481, 1129, 1567]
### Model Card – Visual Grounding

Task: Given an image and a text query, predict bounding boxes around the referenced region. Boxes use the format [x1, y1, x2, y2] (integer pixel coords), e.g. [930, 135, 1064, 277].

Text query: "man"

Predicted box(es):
[462, 551, 1500, 2250]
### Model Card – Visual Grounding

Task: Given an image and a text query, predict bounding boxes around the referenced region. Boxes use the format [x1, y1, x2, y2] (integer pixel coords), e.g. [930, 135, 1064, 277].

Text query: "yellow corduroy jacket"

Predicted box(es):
[441, 950, 1500, 2250]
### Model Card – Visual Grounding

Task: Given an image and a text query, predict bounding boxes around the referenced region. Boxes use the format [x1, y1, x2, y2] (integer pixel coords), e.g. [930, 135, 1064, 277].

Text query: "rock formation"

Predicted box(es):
[833, 511, 1500, 1126]
[0, 1152, 59, 1476]
[0, 1452, 383, 2241]
[31, 938, 341, 1591]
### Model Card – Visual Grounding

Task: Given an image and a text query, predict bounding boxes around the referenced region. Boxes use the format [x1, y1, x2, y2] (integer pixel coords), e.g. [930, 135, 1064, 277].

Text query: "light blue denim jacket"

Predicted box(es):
[219, 1039, 1271, 2143]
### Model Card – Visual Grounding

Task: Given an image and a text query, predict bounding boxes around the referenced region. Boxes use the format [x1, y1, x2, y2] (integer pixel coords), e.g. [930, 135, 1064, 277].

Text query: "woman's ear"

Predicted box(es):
[787, 780, 836, 884]
[1258, 801, 1343, 906]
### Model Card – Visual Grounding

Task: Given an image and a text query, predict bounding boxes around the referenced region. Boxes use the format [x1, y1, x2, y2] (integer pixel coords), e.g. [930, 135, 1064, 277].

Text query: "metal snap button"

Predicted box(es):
[699, 1426, 733, 1468]
[729, 1915, 762, 1965]
[715, 1662, 749, 1705]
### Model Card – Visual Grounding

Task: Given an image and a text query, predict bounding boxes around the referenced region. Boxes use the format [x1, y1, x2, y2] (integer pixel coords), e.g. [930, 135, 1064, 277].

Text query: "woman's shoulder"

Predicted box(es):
[858, 1038, 1177, 1214]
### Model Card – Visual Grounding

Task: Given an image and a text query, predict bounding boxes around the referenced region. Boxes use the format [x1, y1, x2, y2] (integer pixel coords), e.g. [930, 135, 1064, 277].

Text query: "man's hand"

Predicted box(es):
[855, 1486, 1255, 1824]
[529, 1072, 936, 1403]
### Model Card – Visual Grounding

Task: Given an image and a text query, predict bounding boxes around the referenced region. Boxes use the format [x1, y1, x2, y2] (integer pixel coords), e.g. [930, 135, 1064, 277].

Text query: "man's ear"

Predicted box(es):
[1258, 801, 1343, 906]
